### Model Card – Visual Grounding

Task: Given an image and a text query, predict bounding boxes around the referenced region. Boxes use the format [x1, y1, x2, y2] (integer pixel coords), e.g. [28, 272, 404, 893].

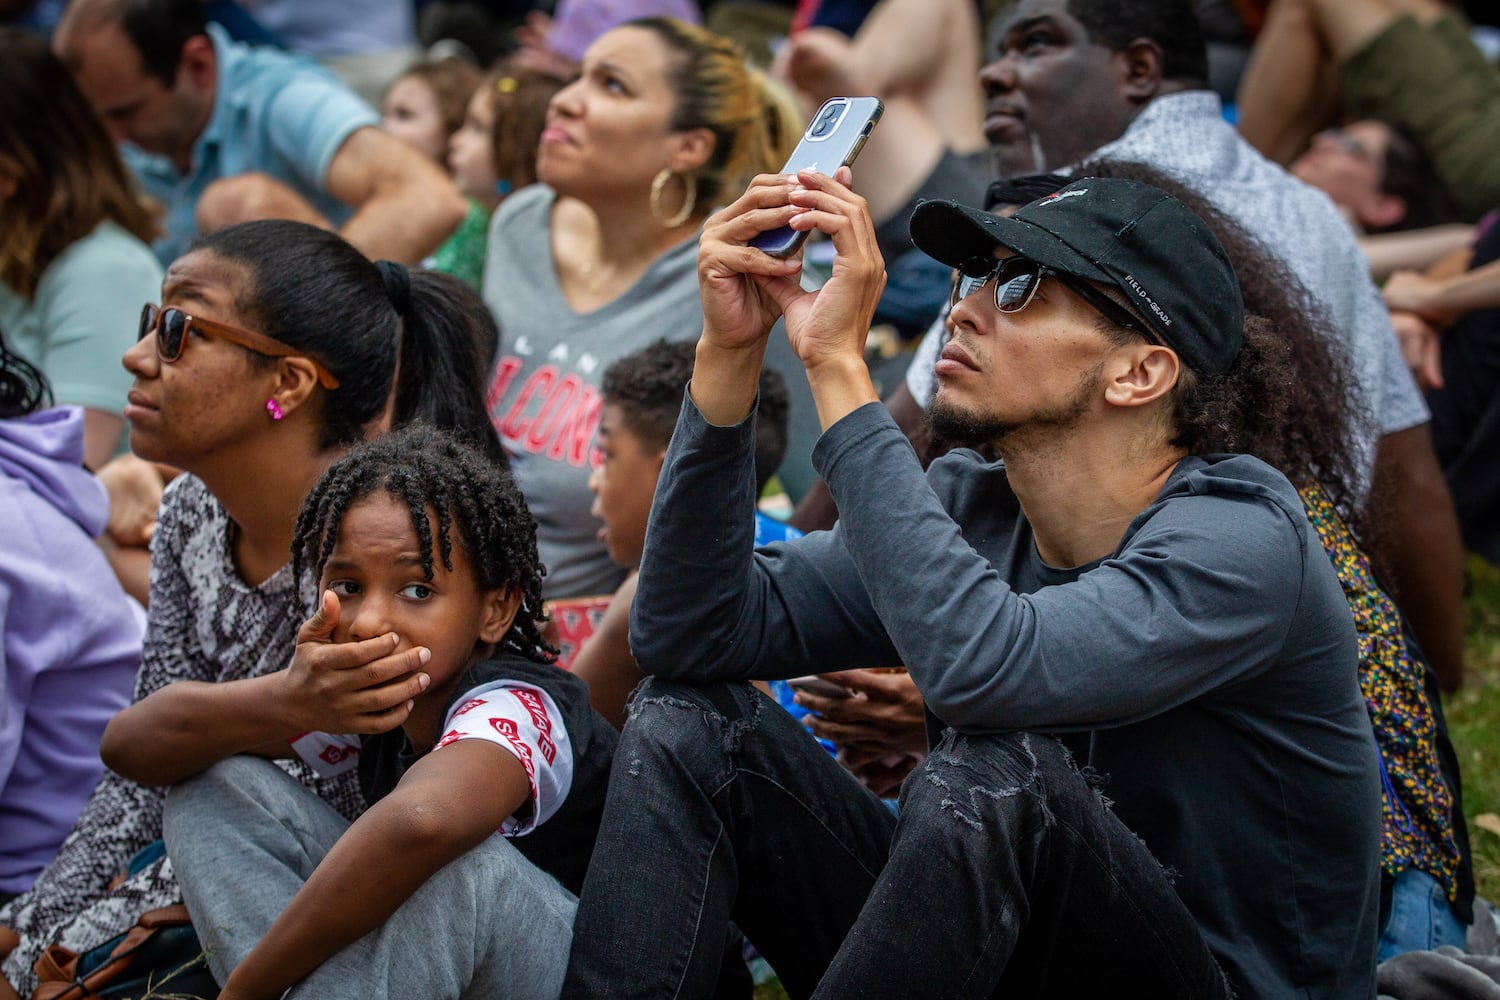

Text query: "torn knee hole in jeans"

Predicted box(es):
[629, 689, 763, 759]
[634, 693, 705, 714]
[925, 732, 1052, 832]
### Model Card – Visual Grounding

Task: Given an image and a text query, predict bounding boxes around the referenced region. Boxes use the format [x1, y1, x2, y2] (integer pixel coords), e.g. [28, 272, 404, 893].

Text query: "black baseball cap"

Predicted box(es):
[909, 177, 1244, 376]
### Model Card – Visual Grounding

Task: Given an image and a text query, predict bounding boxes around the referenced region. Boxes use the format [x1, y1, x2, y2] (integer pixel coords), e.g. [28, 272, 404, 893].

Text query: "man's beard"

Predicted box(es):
[925, 361, 1103, 456]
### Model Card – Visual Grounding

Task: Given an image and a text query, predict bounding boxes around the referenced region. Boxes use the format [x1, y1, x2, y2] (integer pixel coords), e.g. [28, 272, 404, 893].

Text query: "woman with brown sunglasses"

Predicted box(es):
[0, 218, 504, 999]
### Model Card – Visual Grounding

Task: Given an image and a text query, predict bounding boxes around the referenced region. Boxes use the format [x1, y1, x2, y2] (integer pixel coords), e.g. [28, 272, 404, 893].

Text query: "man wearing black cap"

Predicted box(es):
[560, 171, 1381, 999]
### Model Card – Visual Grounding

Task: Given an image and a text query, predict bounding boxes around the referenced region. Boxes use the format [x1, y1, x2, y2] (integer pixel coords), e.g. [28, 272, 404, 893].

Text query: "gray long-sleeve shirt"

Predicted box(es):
[633, 395, 1383, 998]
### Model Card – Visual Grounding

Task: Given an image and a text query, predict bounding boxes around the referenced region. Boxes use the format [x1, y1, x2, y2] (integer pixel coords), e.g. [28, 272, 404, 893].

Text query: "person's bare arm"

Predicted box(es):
[323, 127, 468, 264]
[217, 741, 528, 1000]
[1236, 0, 1400, 164]
[844, 0, 985, 154]
[1361, 225, 1475, 283]
[101, 591, 430, 786]
[1381, 244, 1480, 389]
[97, 534, 152, 606]
[777, 31, 944, 227]
[1389, 310, 1444, 391]
[1367, 424, 1467, 692]
[569, 573, 642, 729]
[1384, 256, 1500, 318]
[80, 409, 124, 472]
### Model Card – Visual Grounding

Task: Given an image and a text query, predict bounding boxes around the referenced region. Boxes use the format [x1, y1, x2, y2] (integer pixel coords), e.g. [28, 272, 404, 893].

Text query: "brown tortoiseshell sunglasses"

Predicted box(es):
[138, 303, 341, 390]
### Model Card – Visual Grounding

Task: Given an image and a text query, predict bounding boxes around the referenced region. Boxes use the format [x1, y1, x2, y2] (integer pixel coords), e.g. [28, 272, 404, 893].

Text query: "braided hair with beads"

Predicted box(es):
[292, 423, 556, 664]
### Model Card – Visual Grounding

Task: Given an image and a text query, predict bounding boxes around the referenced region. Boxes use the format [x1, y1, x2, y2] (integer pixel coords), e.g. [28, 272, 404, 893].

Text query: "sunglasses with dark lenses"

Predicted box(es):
[138, 304, 341, 389]
[951, 256, 1159, 345]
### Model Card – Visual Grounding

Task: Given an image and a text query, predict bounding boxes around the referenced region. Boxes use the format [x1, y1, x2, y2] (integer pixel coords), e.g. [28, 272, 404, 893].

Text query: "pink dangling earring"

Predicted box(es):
[265, 398, 284, 421]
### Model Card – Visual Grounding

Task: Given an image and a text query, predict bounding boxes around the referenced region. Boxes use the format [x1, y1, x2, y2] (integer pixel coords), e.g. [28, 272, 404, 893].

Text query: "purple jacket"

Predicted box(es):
[0, 408, 143, 896]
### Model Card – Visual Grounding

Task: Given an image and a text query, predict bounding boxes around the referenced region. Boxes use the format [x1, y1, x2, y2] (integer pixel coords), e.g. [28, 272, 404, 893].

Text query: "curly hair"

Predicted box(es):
[970, 161, 1369, 538]
[292, 423, 555, 664]
[601, 338, 789, 493]
[1077, 159, 1369, 535]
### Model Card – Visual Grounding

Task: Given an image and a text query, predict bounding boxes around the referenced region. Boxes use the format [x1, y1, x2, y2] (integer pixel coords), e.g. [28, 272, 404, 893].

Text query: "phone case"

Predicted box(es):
[750, 96, 884, 258]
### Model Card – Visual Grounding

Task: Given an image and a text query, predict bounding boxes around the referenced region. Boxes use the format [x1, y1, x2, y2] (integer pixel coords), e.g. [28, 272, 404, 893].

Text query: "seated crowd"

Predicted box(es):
[2, 0, 1499, 997]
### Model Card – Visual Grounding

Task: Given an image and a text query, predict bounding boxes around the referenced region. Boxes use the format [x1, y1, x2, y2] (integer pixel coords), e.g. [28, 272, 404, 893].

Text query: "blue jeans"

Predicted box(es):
[163, 756, 577, 1000]
[1379, 867, 1469, 960]
[561, 679, 1232, 999]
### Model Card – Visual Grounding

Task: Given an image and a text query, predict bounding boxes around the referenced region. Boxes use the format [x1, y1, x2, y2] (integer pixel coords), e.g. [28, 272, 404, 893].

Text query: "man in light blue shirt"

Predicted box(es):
[54, 0, 465, 265]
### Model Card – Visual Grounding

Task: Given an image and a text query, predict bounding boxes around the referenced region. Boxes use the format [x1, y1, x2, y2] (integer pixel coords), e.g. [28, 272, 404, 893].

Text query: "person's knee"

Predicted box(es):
[164, 756, 279, 847]
[195, 173, 322, 233]
[617, 678, 761, 778]
[903, 730, 1078, 833]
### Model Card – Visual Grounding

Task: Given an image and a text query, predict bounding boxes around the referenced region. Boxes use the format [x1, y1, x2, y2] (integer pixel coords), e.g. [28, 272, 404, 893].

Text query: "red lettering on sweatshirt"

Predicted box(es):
[492, 359, 603, 468]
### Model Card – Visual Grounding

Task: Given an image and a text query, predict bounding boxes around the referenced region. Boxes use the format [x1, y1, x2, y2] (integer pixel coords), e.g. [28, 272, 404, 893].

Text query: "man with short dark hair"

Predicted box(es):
[1292, 120, 1457, 235]
[53, 0, 465, 264]
[559, 170, 1381, 998]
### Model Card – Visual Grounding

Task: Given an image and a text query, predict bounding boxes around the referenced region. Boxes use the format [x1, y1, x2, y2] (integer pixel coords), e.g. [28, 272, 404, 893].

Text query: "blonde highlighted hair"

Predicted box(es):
[629, 17, 801, 209]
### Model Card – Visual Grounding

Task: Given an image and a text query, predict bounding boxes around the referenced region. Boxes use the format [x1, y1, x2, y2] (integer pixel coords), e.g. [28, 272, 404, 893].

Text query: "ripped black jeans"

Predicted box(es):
[560, 679, 1232, 1000]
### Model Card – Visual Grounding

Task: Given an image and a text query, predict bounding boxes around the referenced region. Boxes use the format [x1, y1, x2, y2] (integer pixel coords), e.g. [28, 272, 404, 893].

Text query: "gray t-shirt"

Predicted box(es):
[632, 396, 1382, 998]
[480, 184, 825, 598]
[480, 185, 706, 599]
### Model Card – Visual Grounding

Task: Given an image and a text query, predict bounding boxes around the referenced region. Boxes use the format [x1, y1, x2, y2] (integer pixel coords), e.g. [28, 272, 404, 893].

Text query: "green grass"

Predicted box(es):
[754, 980, 791, 1000]
[1444, 557, 1500, 899]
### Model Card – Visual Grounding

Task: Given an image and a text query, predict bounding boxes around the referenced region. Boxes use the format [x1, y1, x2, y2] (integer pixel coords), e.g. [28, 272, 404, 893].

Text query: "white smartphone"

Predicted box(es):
[750, 96, 884, 258]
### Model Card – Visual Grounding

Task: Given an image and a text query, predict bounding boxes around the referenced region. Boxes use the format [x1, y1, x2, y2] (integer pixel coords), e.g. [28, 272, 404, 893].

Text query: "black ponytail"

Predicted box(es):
[189, 221, 504, 466]
[390, 268, 506, 470]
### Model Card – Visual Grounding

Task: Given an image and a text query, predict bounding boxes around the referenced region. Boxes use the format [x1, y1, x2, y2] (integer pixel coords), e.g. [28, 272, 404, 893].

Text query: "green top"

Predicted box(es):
[0, 220, 163, 415]
[428, 198, 492, 291]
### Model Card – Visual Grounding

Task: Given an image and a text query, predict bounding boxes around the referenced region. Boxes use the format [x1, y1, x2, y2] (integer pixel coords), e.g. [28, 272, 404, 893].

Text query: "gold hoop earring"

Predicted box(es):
[650, 168, 697, 228]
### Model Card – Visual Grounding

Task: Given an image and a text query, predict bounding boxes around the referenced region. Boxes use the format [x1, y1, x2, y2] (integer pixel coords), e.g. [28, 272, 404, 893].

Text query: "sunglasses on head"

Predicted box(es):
[138, 303, 341, 389]
[951, 255, 1158, 344]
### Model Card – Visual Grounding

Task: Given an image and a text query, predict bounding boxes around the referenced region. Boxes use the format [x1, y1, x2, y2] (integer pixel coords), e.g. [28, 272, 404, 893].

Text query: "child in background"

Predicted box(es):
[438, 65, 566, 290]
[379, 59, 481, 164]
[573, 338, 799, 728]
[152, 425, 616, 999]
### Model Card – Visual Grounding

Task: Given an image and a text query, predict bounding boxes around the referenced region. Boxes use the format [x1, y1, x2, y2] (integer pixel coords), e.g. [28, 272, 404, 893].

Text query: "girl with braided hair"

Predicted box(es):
[0, 219, 505, 996]
[139, 425, 616, 999]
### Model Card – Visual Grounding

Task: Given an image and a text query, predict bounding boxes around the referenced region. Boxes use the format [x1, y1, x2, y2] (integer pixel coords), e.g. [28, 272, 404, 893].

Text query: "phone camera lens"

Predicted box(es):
[810, 104, 843, 137]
